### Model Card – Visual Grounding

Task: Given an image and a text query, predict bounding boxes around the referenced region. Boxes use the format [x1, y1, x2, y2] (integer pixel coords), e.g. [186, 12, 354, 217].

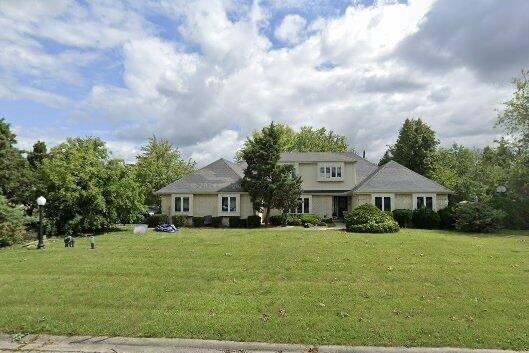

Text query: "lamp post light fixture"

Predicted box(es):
[36, 196, 47, 249]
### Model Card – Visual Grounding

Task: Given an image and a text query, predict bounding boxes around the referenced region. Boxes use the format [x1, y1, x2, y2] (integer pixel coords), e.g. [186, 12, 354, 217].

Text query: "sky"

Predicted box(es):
[1, 0, 529, 166]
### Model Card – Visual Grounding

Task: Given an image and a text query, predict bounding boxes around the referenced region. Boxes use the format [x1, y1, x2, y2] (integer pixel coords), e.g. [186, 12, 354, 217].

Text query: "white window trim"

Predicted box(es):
[289, 194, 312, 214]
[172, 194, 193, 216]
[317, 162, 345, 181]
[412, 193, 437, 211]
[218, 194, 240, 216]
[372, 193, 394, 212]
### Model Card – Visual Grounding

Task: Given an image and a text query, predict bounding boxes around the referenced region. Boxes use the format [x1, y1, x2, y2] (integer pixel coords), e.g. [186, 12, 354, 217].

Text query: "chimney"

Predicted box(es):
[362, 150, 366, 159]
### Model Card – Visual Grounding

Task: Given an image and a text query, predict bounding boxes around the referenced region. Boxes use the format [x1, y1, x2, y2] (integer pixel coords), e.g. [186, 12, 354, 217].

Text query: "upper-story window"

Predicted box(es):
[317, 162, 344, 181]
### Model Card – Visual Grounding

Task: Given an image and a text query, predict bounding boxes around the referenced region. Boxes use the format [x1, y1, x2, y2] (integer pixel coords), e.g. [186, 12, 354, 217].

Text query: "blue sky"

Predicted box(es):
[1, 0, 528, 165]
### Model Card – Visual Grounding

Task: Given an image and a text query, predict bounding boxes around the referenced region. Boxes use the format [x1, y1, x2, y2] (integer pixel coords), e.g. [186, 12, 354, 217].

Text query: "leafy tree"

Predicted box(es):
[42, 137, 144, 235]
[241, 122, 303, 226]
[27, 141, 48, 168]
[134, 136, 195, 207]
[497, 70, 529, 147]
[236, 124, 350, 161]
[0, 118, 35, 207]
[379, 118, 439, 176]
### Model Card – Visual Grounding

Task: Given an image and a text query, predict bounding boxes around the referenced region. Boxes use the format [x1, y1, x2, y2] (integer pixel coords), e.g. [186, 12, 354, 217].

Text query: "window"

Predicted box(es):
[221, 196, 237, 213]
[373, 194, 392, 211]
[416, 196, 434, 210]
[290, 196, 310, 214]
[175, 196, 190, 213]
[318, 163, 344, 181]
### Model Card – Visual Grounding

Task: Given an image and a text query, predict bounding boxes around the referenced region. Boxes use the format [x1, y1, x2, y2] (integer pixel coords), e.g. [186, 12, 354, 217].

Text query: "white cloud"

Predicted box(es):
[275, 14, 307, 45]
[2, 0, 523, 167]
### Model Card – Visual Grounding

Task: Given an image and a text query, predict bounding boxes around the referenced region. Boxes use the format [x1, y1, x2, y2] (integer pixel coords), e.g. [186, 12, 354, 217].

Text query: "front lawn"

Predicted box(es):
[1, 228, 528, 350]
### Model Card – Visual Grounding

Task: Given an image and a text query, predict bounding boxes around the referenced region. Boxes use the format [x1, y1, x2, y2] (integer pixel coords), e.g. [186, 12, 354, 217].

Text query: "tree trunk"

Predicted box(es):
[264, 207, 271, 226]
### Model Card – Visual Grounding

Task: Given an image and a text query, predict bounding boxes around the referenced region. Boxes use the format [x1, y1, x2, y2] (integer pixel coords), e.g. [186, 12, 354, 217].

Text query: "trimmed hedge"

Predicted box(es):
[269, 215, 283, 226]
[412, 208, 440, 229]
[299, 213, 322, 226]
[344, 204, 399, 233]
[211, 216, 223, 227]
[392, 209, 413, 228]
[171, 215, 188, 227]
[228, 216, 241, 228]
[286, 215, 302, 226]
[247, 215, 261, 228]
[146, 214, 167, 228]
[438, 205, 455, 229]
[454, 202, 505, 233]
[192, 217, 205, 227]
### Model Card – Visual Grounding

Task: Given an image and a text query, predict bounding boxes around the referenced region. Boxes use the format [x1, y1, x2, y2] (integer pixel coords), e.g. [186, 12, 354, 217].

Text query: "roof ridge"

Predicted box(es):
[352, 162, 386, 191]
[220, 158, 245, 178]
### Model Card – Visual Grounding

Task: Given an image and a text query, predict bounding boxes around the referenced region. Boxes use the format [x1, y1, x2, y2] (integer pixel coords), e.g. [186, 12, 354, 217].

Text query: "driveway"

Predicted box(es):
[1, 334, 526, 353]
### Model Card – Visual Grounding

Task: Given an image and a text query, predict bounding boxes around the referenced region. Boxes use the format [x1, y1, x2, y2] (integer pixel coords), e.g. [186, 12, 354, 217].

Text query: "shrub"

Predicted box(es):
[344, 204, 399, 233]
[146, 214, 167, 228]
[0, 195, 26, 247]
[286, 215, 302, 226]
[438, 205, 456, 229]
[171, 215, 188, 227]
[322, 217, 333, 224]
[392, 209, 413, 228]
[317, 221, 327, 226]
[247, 215, 261, 228]
[454, 202, 506, 233]
[192, 217, 205, 227]
[211, 216, 223, 227]
[228, 216, 241, 228]
[299, 213, 322, 226]
[412, 208, 440, 229]
[239, 218, 248, 228]
[269, 215, 283, 226]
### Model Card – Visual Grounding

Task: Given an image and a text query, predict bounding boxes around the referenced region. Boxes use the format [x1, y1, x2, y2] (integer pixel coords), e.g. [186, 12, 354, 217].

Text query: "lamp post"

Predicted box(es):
[36, 196, 46, 249]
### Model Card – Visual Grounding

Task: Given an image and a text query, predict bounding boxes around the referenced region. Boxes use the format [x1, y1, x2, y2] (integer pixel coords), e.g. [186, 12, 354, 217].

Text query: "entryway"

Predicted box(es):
[332, 196, 348, 218]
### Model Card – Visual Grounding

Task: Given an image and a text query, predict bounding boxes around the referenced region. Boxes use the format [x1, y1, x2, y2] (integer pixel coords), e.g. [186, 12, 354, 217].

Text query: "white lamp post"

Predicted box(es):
[36, 196, 47, 249]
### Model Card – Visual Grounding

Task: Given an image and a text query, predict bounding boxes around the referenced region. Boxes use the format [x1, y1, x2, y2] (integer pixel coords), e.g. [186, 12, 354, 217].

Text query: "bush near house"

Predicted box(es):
[438, 205, 456, 229]
[299, 213, 322, 226]
[211, 217, 223, 227]
[228, 216, 241, 228]
[392, 209, 413, 228]
[286, 215, 302, 226]
[146, 214, 167, 228]
[171, 215, 188, 227]
[192, 217, 205, 227]
[412, 207, 440, 229]
[345, 204, 399, 233]
[454, 202, 506, 233]
[269, 215, 283, 226]
[246, 215, 261, 228]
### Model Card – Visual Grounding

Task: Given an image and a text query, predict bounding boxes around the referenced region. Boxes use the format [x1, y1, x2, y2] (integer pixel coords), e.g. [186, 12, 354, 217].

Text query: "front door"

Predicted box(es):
[333, 196, 348, 218]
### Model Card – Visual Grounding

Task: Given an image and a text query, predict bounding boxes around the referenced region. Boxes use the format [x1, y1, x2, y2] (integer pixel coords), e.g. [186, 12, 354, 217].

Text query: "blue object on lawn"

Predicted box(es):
[155, 224, 179, 233]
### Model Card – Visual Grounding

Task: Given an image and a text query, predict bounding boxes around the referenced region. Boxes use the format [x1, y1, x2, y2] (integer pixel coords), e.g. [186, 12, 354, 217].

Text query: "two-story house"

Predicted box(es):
[156, 152, 453, 222]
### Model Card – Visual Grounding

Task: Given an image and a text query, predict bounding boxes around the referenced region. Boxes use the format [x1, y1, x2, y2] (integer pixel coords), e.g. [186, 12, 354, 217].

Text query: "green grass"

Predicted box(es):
[1, 228, 528, 350]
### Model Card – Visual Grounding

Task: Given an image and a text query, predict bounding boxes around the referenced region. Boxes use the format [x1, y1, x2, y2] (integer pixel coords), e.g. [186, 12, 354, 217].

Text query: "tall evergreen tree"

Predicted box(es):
[379, 118, 439, 176]
[27, 141, 48, 168]
[241, 122, 303, 226]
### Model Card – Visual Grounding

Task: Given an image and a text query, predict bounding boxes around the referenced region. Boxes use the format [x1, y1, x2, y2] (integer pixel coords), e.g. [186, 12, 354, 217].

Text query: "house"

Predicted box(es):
[156, 152, 453, 223]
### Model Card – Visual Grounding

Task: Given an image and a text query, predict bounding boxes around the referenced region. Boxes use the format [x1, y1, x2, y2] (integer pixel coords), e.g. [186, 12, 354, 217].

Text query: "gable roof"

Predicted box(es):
[280, 152, 357, 162]
[351, 160, 454, 194]
[156, 158, 244, 194]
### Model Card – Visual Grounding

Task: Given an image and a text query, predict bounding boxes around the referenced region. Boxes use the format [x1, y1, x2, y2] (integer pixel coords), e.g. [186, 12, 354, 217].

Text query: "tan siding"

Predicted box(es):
[395, 194, 412, 209]
[161, 195, 171, 216]
[311, 195, 333, 218]
[296, 162, 356, 191]
[239, 194, 255, 219]
[437, 194, 449, 210]
[193, 194, 218, 217]
[352, 194, 371, 208]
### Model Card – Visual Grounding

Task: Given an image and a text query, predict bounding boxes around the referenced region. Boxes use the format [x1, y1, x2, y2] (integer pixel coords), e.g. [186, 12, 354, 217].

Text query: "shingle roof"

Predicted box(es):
[155, 158, 244, 194]
[351, 160, 454, 194]
[280, 152, 357, 162]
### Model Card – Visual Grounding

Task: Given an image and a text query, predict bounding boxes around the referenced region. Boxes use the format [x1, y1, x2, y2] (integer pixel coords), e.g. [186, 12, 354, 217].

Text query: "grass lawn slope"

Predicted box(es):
[1, 228, 528, 350]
